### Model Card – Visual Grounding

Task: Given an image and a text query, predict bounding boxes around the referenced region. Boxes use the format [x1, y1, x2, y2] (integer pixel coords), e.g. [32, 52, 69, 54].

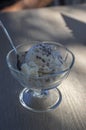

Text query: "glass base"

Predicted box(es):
[19, 87, 62, 112]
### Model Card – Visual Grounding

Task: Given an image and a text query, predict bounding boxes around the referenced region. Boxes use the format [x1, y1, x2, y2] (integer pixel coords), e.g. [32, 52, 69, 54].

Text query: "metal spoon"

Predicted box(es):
[0, 20, 17, 54]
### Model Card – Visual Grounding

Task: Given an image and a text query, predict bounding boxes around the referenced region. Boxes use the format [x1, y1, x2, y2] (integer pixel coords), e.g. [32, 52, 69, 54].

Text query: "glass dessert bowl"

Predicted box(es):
[6, 41, 75, 112]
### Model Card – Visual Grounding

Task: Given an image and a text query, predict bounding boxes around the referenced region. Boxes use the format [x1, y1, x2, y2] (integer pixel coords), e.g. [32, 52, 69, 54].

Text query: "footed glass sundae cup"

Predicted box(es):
[6, 41, 75, 112]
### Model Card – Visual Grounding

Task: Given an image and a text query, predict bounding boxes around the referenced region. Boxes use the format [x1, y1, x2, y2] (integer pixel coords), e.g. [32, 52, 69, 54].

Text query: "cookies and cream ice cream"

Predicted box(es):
[16, 42, 69, 89]
[25, 44, 62, 72]
[17, 43, 64, 77]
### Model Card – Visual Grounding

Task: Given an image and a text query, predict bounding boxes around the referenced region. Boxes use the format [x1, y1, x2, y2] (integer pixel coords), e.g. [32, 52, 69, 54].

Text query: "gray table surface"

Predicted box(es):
[0, 3, 86, 130]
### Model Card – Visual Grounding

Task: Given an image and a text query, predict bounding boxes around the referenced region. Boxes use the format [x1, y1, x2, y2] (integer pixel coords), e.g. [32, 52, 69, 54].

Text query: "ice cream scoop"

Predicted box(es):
[18, 43, 65, 77]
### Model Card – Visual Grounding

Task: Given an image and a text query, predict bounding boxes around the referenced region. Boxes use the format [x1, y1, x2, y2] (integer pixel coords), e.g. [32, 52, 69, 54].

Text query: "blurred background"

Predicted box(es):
[0, 0, 86, 12]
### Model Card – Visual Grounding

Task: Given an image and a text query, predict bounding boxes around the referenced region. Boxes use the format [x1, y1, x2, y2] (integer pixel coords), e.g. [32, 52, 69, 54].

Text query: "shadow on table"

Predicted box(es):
[61, 13, 86, 46]
[0, 10, 86, 48]
[16, 11, 86, 46]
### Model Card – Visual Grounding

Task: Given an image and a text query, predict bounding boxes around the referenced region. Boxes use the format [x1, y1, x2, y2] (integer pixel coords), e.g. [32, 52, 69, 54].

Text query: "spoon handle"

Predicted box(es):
[0, 20, 17, 54]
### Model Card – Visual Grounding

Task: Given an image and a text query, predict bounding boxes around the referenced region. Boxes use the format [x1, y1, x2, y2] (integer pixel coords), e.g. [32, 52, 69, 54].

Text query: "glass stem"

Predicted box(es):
[32, 89, 49, 98]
